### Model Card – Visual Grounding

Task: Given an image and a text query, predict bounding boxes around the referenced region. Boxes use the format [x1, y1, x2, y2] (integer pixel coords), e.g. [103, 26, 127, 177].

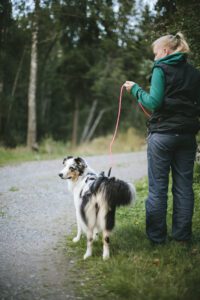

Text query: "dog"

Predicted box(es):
[59, 156, 136, 260]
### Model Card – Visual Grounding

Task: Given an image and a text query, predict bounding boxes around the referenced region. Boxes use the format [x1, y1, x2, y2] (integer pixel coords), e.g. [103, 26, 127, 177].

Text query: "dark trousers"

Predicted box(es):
[146, 133, 197, 243]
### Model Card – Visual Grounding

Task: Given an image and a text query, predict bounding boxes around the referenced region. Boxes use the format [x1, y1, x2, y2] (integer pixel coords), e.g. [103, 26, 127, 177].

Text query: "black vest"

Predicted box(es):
[148, 58, 200, 134]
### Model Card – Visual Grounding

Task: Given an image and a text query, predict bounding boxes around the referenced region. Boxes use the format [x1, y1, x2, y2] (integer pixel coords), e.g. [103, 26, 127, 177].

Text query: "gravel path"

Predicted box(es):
[0, 152, 147, 300]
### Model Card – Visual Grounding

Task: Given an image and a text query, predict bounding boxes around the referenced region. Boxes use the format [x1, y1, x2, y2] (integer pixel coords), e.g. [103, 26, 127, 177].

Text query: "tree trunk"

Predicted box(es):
[40, 34, 59, 120]
[80, 99, 98, 144]
[71, 96, 79, 147]
[27, 0, 39, 150]
[84, 109, 106, 142]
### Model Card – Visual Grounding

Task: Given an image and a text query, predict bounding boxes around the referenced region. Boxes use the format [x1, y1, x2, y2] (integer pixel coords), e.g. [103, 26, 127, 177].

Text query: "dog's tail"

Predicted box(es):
[103, 178, 136, 208]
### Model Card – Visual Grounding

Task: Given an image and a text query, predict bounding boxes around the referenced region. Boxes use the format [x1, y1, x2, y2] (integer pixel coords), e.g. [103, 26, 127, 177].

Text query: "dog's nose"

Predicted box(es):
[59, 173, 63, 178]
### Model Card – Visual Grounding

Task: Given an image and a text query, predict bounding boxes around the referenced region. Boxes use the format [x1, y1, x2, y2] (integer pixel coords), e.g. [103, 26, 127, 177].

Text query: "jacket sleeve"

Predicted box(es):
[131, 67, 165, 112]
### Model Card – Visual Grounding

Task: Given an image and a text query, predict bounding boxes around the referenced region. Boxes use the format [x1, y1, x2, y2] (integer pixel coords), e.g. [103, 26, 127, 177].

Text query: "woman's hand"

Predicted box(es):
[123, 81, 136, 93]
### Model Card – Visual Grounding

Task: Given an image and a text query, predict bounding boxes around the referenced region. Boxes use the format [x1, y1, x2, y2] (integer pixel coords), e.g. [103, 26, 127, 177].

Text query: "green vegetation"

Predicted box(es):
[0, 140, 69, 166]
[0, 128, 145, 166]
[0, 210, 6, 218]
[65, 168, 200, 300]
[9, 186, 19, 192]
[1, 0, 150, 148]
[1, 1, 200, 149]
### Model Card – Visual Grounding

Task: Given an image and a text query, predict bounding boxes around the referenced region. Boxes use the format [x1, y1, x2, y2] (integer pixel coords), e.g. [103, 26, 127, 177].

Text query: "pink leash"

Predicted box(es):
[109, 84, 125, 158]
[108, 84, 151, 170]
[138, 102, 151, 118]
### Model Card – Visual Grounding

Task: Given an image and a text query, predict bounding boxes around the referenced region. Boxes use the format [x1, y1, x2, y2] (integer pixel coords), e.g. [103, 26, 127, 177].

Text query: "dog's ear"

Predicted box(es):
[74, 157, 87, 168]
[63, 156, 73, 164]
[74, 157, 85, 165]
[74, 157, 87, 175]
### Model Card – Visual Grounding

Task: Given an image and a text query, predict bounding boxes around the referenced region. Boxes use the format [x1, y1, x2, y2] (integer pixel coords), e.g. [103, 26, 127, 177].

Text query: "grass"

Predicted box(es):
[0, 139, 71, 166]
[9, 186, 20, 192]
[65, 167, 200, 300]
[0, 210, 6, 217]
[0, 128, 145, 166]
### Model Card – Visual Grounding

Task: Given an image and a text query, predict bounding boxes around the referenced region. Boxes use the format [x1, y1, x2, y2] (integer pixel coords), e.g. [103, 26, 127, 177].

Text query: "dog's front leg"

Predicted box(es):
[103, 230, 110, 260]
[83, 230, 93, 260]
[73, 213, 82, 243]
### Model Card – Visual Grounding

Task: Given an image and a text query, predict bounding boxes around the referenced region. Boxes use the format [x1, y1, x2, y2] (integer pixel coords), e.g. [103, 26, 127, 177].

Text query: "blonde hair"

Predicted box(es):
[152, 32, 190, 53]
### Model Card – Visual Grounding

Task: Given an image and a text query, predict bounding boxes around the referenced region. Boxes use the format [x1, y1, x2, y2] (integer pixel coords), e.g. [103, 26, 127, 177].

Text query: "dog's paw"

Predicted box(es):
[103, 248, 110, 260]
[73, 236, 80, 243]
[83, 251, 92, 260]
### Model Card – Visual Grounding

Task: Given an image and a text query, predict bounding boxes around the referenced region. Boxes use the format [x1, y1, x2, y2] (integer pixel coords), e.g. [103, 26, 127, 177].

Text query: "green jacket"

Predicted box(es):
[131, 52, 187, 111]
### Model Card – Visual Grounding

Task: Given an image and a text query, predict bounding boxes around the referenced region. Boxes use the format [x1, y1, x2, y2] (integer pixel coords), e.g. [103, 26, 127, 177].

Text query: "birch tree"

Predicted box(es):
[27, 0, 39, 149]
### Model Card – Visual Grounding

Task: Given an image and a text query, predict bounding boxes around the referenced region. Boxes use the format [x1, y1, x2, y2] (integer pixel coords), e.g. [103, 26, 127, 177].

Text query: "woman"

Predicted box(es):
[124, 33, 200, 244]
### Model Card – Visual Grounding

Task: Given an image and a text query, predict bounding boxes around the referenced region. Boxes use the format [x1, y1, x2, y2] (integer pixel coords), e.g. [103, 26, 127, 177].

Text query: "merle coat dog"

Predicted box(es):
[59, 156, 136, 260]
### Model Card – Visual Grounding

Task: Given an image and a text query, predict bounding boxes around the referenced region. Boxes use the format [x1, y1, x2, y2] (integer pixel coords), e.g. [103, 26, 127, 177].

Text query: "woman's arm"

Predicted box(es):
[131, 67, 165, 111]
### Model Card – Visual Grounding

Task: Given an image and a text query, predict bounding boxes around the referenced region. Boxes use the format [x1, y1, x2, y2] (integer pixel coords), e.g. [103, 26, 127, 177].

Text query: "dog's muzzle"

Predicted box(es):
[58, 173, 72, 180]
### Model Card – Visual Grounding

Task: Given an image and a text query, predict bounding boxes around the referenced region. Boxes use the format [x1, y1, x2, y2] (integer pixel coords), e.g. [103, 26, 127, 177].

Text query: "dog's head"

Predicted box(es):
[58, 156, 87, 181]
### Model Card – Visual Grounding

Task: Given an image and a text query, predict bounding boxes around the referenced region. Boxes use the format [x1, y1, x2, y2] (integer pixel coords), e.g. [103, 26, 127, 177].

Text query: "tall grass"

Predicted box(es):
[65, 168, 200, 300]
[0, 128, 145, 166]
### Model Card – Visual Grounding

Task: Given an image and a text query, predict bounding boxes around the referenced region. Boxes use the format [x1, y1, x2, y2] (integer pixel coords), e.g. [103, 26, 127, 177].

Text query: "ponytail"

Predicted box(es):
[171, 32, 190, 53]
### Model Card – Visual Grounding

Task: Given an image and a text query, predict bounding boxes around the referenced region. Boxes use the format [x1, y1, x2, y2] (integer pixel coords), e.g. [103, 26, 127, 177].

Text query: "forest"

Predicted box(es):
[0, 0, 200, 149]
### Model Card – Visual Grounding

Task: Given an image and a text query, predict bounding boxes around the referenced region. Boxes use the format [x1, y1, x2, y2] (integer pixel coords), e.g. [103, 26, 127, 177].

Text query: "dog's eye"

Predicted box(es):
[69, 167, 75, 171]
